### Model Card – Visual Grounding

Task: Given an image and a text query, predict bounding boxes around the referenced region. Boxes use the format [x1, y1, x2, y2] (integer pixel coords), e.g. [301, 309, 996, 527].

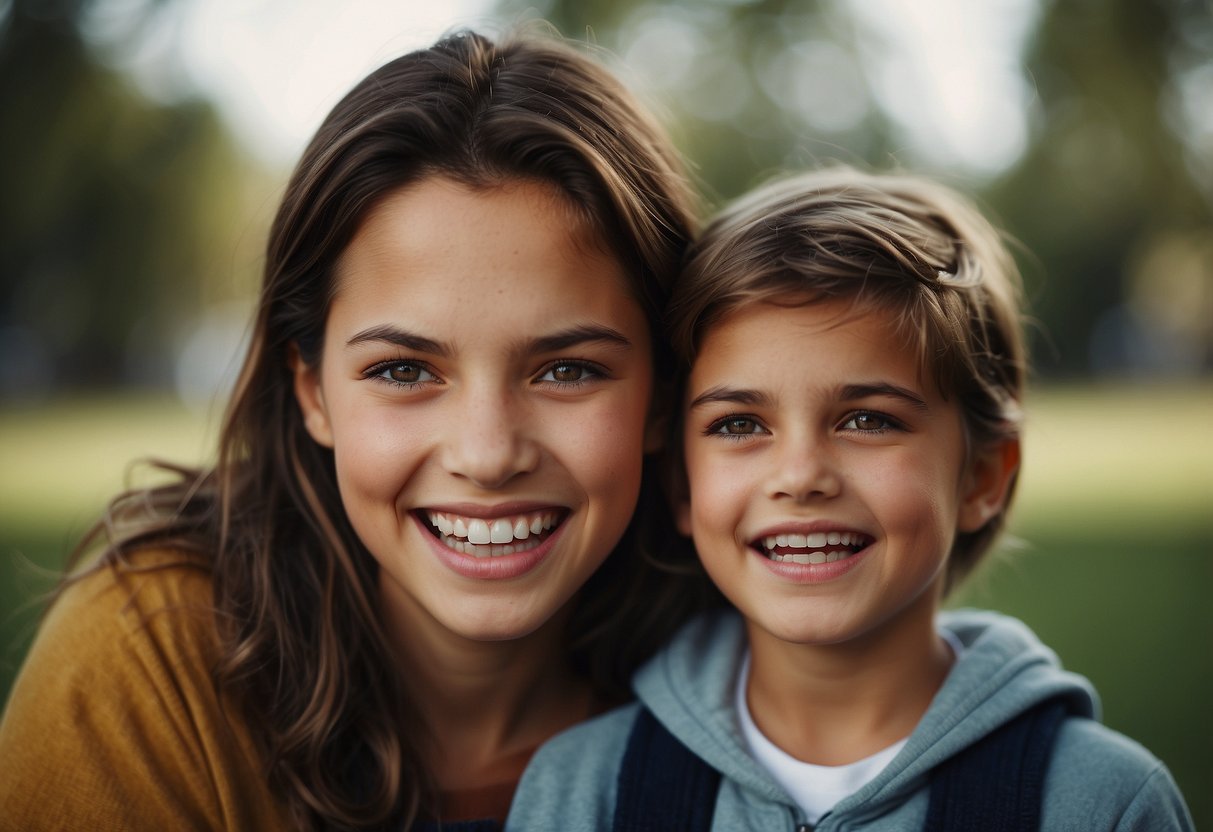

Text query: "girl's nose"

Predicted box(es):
[765, 435, 842, 503]
[440, 390, 539, 489]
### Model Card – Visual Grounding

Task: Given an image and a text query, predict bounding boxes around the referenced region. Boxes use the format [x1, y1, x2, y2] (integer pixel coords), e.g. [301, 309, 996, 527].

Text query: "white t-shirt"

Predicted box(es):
[735, 629, 965, 825]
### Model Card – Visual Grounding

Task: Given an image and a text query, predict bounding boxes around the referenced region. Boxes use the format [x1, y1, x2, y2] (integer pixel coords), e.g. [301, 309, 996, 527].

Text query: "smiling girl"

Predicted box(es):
[0, 29, 711, 831]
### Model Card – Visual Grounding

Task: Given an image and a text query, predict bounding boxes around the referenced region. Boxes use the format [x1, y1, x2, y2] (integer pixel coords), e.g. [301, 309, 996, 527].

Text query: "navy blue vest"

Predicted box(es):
[612, 698, 1070, 832]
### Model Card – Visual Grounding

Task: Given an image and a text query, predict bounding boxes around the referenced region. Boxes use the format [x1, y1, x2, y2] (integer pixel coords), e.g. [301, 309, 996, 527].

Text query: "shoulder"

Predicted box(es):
[10, 550, 219, 699]
[1043, 717, 1194, 831]
[507, 702, 641, 832]
[0, 551, 287, 831]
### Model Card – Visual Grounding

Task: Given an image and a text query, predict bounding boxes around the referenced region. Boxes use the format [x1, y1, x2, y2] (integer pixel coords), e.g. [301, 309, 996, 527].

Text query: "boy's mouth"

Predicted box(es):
[752, 531, 872, 564]
[421, 509, 565, 558]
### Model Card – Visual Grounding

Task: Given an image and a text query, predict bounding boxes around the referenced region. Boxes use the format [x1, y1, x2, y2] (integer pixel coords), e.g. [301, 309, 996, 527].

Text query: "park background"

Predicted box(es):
[1, 0, 1210, 824]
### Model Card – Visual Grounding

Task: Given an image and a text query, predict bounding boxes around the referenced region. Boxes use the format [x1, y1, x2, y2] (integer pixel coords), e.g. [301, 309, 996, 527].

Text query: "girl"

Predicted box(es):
[0, 28, 710, 831]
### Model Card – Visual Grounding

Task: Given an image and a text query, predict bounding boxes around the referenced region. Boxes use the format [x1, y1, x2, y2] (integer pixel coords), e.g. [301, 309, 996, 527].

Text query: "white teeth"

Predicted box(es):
[467, 519, 491, 544]
[760, 530, 868, 553]
[426, 509, 561, 556]
[490, 518, 513, 544]
[431, 513, 453, 535]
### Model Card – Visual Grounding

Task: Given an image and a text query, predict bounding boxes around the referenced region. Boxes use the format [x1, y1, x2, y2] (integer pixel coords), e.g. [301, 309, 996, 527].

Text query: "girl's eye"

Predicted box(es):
[708, 417, 765, 437]
[842, 411, 898, 432]
[536, 361, 603, 385]
[370, 362, 437, 386]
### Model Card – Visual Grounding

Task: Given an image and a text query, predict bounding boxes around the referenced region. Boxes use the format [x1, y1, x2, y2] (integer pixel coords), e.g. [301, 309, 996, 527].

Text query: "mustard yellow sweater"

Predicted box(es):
[0, 553, 291, 831]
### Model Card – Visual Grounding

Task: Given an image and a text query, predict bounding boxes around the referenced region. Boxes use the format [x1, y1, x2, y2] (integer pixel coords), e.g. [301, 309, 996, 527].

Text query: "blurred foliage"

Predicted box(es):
[503, 0, 1213, 377]
[2, 0, 1210, 394]
[0, 0, 257, 396]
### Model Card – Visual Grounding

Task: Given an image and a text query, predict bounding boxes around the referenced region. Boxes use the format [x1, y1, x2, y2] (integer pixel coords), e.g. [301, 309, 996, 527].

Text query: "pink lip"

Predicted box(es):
[410, 510, 567, 581]
[420, 501, 566, 518]
[750, 519, 869, 540]
[754, 545, 871, 584]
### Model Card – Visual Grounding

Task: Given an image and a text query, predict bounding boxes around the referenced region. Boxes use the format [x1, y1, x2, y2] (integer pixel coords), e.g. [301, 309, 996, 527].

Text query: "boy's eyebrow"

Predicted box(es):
[840, 383, 929, 410]
[688, 386, 774, 411]
[344, 323, 632, 355]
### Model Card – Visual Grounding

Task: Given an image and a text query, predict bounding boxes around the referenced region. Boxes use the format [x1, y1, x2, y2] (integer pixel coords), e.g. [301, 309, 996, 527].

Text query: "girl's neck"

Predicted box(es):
[744, 594, 952, 767]
[381, 590, 594, 790]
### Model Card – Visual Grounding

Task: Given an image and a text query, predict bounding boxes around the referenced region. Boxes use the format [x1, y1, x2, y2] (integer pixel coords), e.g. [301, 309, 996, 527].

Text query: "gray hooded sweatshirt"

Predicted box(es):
[507, 609, 1193, 831]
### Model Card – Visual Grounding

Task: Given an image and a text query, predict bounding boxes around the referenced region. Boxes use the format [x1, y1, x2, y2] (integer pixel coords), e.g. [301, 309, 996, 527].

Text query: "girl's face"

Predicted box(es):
[294, 176, 656, 645]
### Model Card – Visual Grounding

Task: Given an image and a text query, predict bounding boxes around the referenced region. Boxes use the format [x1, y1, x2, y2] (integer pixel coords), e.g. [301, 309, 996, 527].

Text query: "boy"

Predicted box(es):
[508, 168, 1194, 831]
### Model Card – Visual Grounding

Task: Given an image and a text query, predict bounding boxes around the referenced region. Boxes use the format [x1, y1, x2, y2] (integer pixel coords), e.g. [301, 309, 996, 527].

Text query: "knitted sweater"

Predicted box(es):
[0, 554, 291, 831]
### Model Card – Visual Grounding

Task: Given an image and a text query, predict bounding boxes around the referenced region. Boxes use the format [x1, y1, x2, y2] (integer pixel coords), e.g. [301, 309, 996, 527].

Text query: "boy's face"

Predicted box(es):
[678, 299, 1014, 647]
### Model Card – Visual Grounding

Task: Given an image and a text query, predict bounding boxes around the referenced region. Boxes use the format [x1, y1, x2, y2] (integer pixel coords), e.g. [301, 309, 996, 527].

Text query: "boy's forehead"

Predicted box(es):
[690, 298, 939, 395]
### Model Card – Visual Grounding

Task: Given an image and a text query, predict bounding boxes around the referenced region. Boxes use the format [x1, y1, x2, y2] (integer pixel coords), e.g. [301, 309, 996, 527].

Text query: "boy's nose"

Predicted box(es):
[439, 390, 539, 489]
[766, 438, 842, 502]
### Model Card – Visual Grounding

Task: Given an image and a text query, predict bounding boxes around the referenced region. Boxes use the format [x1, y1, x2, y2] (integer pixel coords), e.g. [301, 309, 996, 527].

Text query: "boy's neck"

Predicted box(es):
[743, 592, 952, 767]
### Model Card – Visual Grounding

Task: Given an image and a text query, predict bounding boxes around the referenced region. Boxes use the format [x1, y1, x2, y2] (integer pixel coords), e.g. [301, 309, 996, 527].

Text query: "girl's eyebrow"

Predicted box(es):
[688, 386, 774, 411]
[840, 382, 929, 411]
[344, 323, 631, 356]
[346, 325, 449, 356]
[526, 324, 633, 354]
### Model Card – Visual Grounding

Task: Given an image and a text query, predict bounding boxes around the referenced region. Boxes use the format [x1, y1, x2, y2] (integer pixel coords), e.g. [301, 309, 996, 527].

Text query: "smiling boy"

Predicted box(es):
[509, 168, 1194, 831]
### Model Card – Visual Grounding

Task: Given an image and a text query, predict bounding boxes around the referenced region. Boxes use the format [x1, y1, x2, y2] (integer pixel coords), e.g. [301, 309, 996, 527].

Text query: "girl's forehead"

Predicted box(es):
[320, 177, 650, 353]
[330, 176, 626, 296]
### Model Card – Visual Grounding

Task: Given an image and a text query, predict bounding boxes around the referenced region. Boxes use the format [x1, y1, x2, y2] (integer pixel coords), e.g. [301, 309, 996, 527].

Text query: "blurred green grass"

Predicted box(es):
[2, 383, 1210, 825]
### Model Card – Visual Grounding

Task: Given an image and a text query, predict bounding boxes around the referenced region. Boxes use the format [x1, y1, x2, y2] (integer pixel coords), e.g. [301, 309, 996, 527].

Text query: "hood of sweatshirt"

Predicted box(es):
[631, 608, 1100, 816]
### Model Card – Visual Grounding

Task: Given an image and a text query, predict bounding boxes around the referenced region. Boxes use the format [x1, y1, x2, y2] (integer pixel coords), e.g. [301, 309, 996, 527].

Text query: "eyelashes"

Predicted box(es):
[362, 358, 610, 390]
[364, 360, 439, 388]
[702, 410, 907, 440]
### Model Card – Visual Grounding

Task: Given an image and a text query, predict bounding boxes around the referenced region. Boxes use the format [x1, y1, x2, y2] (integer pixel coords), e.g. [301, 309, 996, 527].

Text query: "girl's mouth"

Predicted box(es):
[421, 509, 565, 558]
[752, 531, 872, 564]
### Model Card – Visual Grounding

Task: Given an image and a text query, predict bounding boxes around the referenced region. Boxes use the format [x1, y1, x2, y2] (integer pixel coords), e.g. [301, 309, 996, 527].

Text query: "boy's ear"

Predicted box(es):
[667, 461, 693, 537]
[290, 344, 335, 448]
[958, 438, 1020, 533]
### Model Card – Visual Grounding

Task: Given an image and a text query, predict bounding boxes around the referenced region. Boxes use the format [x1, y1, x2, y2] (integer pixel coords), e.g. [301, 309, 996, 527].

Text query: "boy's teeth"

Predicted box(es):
[759, 530, 869, 563]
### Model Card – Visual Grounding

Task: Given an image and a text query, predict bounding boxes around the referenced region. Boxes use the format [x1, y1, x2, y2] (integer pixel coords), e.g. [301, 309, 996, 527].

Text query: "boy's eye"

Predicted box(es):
[545, 363, 586, 382]
[709, 417, 764, 436]
[842, 411, 897, 432]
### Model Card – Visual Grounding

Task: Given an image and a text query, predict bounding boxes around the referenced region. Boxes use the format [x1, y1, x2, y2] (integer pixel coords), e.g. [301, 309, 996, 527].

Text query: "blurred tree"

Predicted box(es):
[501, 0, 1212, 376]
[0, 0, 255, 396]
[987, 0, 1212, 375]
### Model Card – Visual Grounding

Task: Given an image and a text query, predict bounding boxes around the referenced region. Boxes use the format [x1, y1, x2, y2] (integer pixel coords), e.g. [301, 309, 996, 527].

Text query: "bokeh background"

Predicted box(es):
[1, 0, 1210, 823]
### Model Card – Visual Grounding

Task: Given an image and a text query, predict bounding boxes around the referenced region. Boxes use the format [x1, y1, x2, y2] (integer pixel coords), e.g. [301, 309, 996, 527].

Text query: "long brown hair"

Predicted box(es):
[71, 28, 706, 829]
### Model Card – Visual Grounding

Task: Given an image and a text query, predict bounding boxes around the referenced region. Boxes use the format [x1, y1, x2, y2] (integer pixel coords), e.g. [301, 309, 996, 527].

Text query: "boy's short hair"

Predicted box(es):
[668, 166, 1027, 588]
